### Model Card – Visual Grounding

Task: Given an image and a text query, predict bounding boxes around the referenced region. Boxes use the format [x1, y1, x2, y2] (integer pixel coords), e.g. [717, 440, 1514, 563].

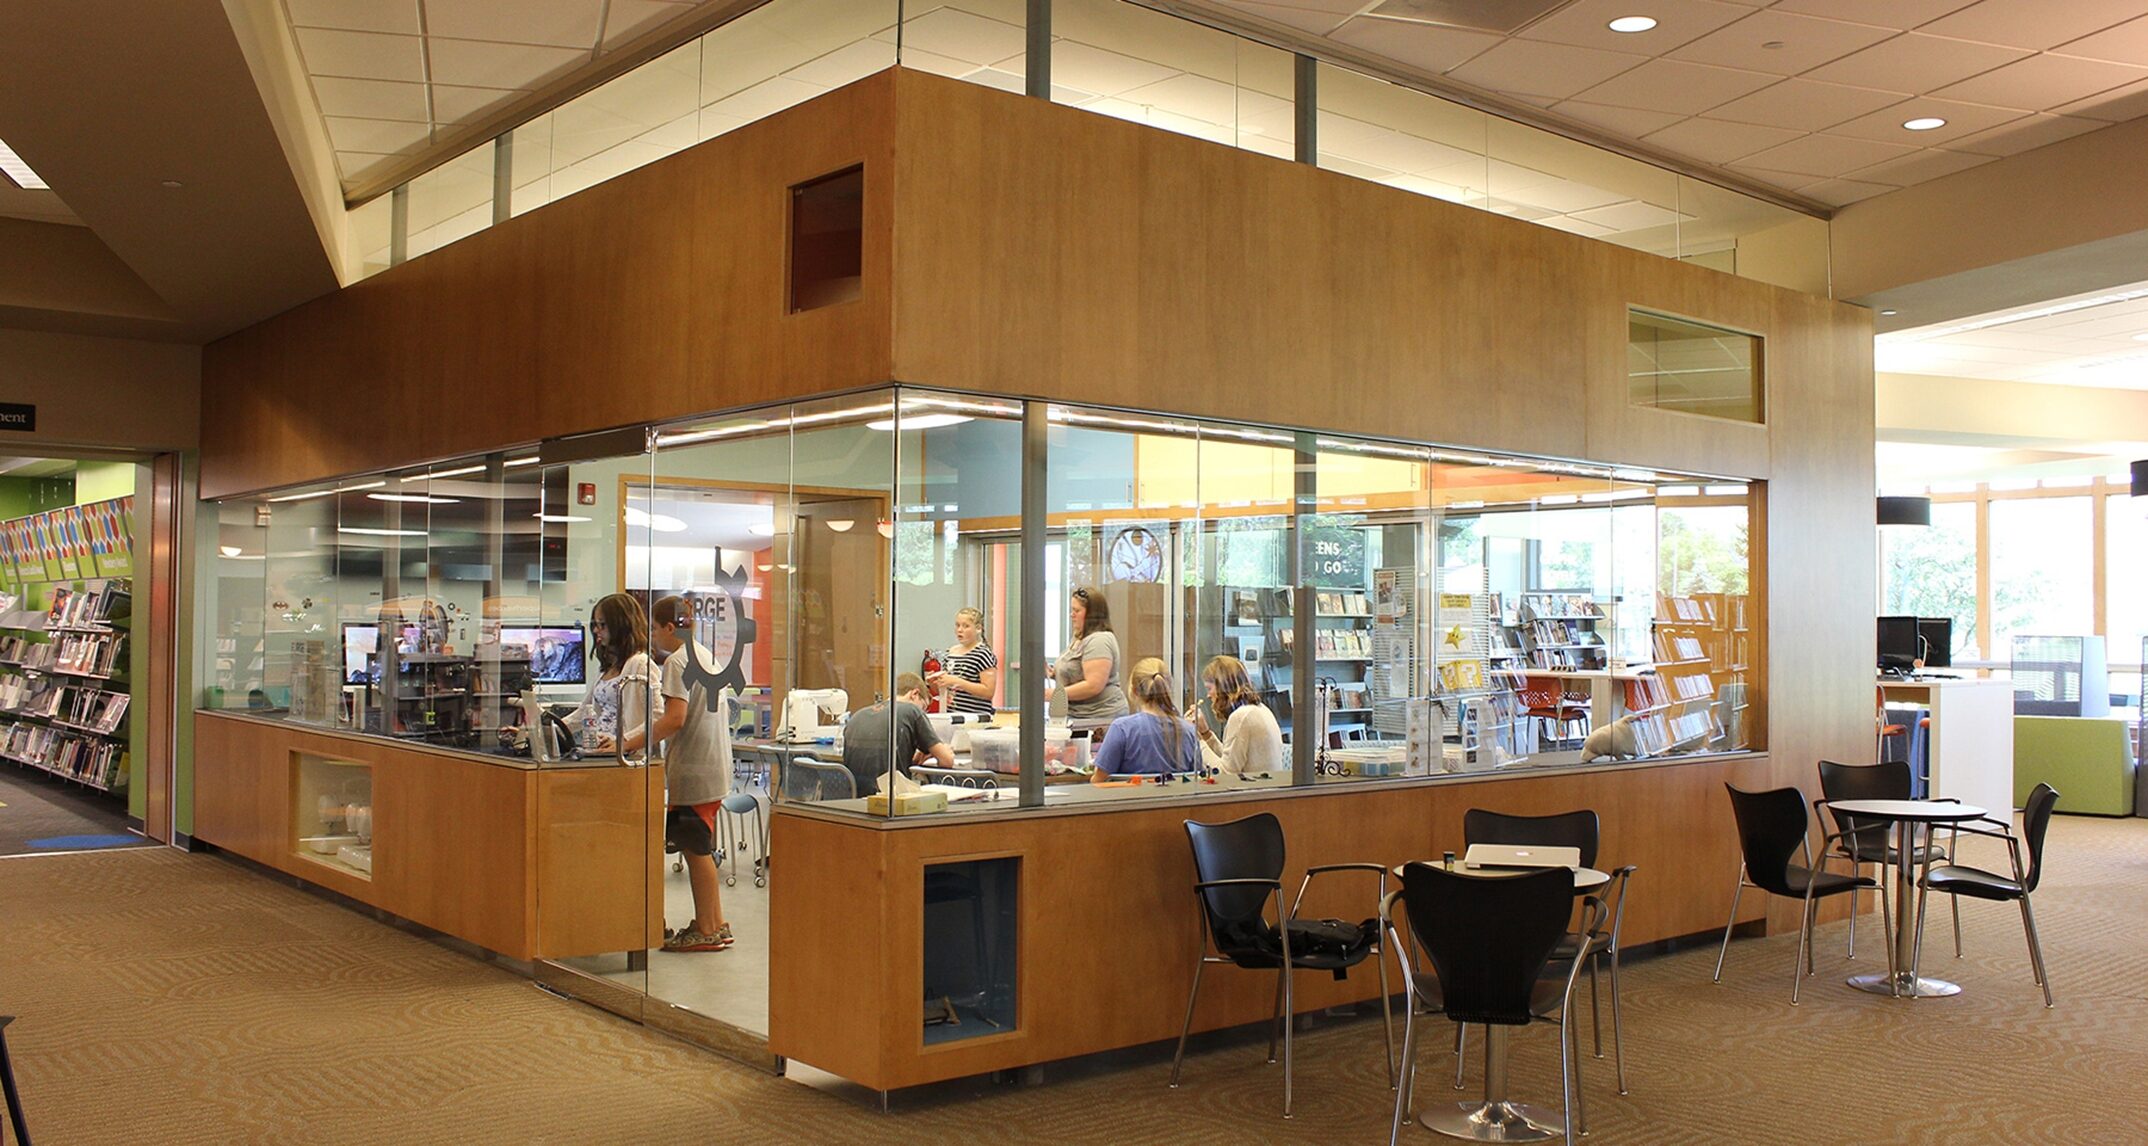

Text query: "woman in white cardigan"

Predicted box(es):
[1194, 655, 1285, 776]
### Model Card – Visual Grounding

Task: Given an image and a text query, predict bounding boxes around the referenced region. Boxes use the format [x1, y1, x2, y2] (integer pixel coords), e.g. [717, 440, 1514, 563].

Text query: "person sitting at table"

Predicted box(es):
[1093, 667, 1203, 778]
[1194, 654, 1284, 777]
[841, 672, 955, 797]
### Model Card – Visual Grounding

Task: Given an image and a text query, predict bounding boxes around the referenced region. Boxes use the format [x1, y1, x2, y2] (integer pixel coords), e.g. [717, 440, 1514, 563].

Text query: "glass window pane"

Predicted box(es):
[1053, 0, 1295, 159]
[2106, 494, 2147, 709]
[898, 0, 1028, 93]
[697, 0, 899, 143]
[404, 146, 495, 259]
[1488, 117, 1679, 252]
[1629, 309, 1764, 424]
[1317, 63, 1488, 206]
[1992, 496, 2093, 655]
[1882, 501, 1976, 659]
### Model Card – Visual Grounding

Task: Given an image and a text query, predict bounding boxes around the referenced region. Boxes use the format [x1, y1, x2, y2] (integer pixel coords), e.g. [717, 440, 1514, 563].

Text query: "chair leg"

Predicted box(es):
[1453, 1022, 1467, 1089]
[2020, 896, 2054, 1008]
[1910, 878, 1930, 991]
[1378, 940, 1397, 1088]
[1389, 1002, 1419, 1146]
[1266, 969, 1284, 1065]
[1713, 868, 1746, 983]
[1565, 1000, 1586, 1144]
[0, 1025, 26, 1146]
[1791, 892, 1816, 1005]
[1609, 940, 1628, 1095]
[1281, 965, 1295, 1119]
[1168, 957, 1206, 1088]
[1846, 881, 1860, 958]
[1951, 892, 1963, 959]
[1588, 951, 1603, 1058]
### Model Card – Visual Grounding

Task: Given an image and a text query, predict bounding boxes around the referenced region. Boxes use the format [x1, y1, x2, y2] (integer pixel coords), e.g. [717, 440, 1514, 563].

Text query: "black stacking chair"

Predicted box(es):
[1916, 783, 2060, 1007]
[1457, 809, 1638, 1094]
[1384, 864, 1602, 1146]
[1714, 783, 1884, 1004]
[1816, 759, 1956, 958]
[1170, 813, 1394, 1118]
[0, 1014, 27, 1146]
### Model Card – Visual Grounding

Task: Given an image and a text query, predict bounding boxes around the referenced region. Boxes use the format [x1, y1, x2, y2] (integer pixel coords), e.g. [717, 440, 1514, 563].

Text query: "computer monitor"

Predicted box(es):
[500, 624, 586, 685]
[1878, 615, 1921, 673]
[342, 623, 379, 684]
[1917, 617, 1953, 669]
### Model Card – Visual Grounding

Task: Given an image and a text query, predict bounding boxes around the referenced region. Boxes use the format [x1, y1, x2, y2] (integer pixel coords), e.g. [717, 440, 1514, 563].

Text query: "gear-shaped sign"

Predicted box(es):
[677, 564, 756, 712]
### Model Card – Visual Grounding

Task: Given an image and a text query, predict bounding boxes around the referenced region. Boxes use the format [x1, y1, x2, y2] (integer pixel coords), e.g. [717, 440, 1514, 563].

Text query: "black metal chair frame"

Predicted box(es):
[1713, 783, 1888, 1004]
[1814, 759, 1958, 960]
[0, 1015, 27, 1146]
[1914, 783, 2059, 1008]
[1383, 866, 1606, 1146]
[1168, 814, 1395, 1119]
[1452, 809, 1639, 1095]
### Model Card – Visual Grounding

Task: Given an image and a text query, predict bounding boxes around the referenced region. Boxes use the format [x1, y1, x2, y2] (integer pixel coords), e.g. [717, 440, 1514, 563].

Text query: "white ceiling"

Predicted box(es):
[1216, 0, 2148, 207]
[280, 0, 723, 188]
[1877, 278, 2148, 387]
[0, 172, 78, 226]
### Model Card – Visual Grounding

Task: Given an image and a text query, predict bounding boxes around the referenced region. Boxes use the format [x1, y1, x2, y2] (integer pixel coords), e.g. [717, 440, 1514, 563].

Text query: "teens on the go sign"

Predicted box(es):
[0, 404, 33, 432]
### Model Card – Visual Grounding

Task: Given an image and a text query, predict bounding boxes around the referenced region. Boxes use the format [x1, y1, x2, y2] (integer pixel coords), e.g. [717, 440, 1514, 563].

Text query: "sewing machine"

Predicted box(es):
[779, 688, 849, 742]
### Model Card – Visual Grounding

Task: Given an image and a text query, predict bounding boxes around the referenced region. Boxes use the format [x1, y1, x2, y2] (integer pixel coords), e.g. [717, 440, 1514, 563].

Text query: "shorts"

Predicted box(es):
[665, 802, 720, 856]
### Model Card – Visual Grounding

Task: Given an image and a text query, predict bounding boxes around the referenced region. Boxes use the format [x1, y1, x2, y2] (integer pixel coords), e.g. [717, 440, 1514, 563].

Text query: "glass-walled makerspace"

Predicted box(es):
[202, 386, 1760, 821]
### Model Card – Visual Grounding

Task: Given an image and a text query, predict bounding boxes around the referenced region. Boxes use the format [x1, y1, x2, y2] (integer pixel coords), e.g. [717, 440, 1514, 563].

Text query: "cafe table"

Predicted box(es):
[1390, 859, 1609, 1143]
[1825, 798, 1986, 998]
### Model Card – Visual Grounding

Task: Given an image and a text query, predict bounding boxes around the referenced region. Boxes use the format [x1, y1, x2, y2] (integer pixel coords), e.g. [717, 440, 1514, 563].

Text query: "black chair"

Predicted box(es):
[0, 1015, 28, 1146]
[1384, 864, 1602, 1146]
[1457, 808, 1638, 1095]
[1170, 813, 1394, 1118]
[1815, 759, 1956, 958]
[1713, 784, 1884, 1004]
[1915, 782, 2060, 1007]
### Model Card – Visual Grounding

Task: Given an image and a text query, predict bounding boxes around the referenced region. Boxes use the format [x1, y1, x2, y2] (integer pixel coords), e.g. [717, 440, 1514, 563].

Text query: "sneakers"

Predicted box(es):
[662, 922, 735, 953]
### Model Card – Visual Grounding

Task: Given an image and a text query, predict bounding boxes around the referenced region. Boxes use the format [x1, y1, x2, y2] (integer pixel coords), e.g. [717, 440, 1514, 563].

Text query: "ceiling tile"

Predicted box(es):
[1843, 146, 2000, 183]
[309, 75, 430, 122]
[601, 1, 693, 51]
[1739, 132, 1920, 177]
[1668, 10, 1897, 75]
[1505, 178, 1631, 213]
[1448, 40, 1648, 100]
[1708, 77, 1909, 130]
[322, 115, 431, 155]
[427, 39, 591, 90]
[1917, 0, 2145, 51]
[2054, 14, 2148, 66]
[1943, 112, 2105, 154]
[1569, 199, 1684, 229]
[424, 0, 603, 49]
[1826, 96, 2026, 145]
[2050, 75, 2148, 121]
[293, 27, 426, 82]
[1640, 117, 1804, 163]
[1765, 0, 1979, 30]
[1516, 0, 1753, 54]
[431, 84, 521, 126]
[889, 5, 1028, 67]
[1725, 165, 1826, 191]
[1330, 16, 1505, 74]
[1933, 53, 2148, 109]
[1793, 175, 1901, 205]
[1571, 58, 1780, 115]
[1548, 100, 1688, 137]
[1213, 1, 1359, 36]
[1537, 214, 1618, 237]
[1806, 32, 2029, 90]
[284, 0, 422, 35]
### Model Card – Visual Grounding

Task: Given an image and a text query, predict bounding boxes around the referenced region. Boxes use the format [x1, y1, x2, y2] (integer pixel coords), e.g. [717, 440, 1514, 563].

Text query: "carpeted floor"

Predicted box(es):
[3, 816, 2145, 1144]
[0, 764, 146, 856]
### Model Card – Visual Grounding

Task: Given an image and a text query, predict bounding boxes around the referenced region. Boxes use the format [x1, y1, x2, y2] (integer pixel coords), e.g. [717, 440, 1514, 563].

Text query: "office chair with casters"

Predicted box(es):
[1384, 864, 1603, 1146]
[1169, 813, 1394, 1119]
[1714, 783, 1885, 1004]
[1815, 759, 1956, 959]
[1454, 808, 1638, 1096]
[1915, 783, 2060, 1007]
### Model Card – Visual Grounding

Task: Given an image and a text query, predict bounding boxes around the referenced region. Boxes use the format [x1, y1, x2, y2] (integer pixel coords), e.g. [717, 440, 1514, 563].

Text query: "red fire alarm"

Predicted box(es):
[577, 482, 596, 506]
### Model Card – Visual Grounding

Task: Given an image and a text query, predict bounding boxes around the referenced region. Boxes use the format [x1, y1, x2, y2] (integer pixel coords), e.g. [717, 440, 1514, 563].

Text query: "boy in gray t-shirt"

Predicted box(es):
[841, 673, 955, 797]
[626, 596, 734, 953]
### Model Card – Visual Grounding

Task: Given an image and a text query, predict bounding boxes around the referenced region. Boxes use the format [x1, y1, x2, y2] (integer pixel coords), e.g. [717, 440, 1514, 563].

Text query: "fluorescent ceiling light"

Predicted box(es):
[0, 139, 48, 189]
[266, 480, 383, 503]
[337, 527, 428, 537]
[1607, 16, 1658, 32]
[624, 505, 686, 533]
[866, 413, 973, 431]
[1902, 117, 1946, 131]
[369, 493, 459, 504]
[1887, 286, 2148, 342]
[534, 513, 591, 523]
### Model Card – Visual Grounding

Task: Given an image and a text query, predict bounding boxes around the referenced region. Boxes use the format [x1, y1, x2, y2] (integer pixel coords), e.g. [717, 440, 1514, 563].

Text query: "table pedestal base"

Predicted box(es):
[1848, 971, 1961, 998]
[1419, 1100, 1563, 1142]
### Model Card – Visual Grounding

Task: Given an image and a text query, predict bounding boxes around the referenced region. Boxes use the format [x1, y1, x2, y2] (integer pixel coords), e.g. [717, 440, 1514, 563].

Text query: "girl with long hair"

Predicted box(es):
[1092, 663, 1202, 777]
[1195, 654, 1284, 776]
[571, 592, 663, 755]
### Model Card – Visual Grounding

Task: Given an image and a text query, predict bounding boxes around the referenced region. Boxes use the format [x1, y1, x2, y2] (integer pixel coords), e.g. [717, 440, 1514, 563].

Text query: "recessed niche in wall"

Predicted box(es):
[293, 752, 374, 880]
[922, 856, 1018, 1044]
[1628, 308, 1764, 424]
[789, 165, 864, 313]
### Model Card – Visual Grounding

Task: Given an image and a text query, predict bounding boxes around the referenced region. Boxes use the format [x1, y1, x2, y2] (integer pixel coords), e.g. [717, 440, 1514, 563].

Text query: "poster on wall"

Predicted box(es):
[54, 506, 85, 580]
[96, 498, 136, 577]
[1303, 515, 1368, 589]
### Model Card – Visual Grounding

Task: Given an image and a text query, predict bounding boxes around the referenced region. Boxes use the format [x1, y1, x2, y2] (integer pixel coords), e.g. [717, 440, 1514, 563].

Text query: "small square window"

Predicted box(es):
[1628, 309, 1763, 424]
[788, 165, 863, 313]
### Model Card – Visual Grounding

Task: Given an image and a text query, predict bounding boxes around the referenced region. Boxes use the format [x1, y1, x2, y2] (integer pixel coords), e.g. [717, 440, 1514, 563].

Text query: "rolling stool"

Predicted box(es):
[1, 1015, 30, 1146]
[716, 792, 766, 888]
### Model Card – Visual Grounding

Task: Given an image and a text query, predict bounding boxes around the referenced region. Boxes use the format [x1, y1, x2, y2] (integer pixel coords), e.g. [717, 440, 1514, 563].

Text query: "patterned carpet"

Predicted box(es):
[3, 815, 2144, 1144]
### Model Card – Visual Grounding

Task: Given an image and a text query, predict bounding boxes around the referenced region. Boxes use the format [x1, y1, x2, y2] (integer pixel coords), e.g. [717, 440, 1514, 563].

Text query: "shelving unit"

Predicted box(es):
[1425, 585, 1529, 769]
[1513, 592, 1609, 671]
[1653, 592, 1748, 752]
[0, 496, 136, 795]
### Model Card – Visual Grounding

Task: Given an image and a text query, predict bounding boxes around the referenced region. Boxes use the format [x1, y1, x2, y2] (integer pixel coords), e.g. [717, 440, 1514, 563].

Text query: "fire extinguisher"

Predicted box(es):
[920, 649, 943, 712]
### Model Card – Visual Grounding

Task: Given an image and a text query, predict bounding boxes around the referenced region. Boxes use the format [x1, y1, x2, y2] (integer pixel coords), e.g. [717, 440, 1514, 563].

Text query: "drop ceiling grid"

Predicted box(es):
[1212, 0, 2148, 206]
[1878, 278, 2148, 389]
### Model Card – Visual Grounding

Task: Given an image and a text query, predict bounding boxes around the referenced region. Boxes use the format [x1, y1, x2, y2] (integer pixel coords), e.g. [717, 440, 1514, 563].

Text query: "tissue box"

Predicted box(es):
[866, 790, 949, 815]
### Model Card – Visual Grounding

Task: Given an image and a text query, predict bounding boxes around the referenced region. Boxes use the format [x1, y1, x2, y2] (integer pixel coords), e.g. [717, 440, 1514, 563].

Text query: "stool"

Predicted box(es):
[1, 1015, 30, 1146]
[716, 792, 766, 888]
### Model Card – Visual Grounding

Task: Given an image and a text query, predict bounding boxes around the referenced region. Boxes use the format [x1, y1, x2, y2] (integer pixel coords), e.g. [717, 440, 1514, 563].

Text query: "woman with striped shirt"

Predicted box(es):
[929, 606, 999, 717]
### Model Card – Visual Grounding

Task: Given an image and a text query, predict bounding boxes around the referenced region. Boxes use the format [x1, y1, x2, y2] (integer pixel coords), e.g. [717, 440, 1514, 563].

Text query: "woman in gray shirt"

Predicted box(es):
[1054, 587, 1129, 720]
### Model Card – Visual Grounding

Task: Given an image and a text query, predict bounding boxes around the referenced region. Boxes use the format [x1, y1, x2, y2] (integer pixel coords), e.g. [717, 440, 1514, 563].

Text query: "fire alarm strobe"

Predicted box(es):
[577, 482, 596, 506]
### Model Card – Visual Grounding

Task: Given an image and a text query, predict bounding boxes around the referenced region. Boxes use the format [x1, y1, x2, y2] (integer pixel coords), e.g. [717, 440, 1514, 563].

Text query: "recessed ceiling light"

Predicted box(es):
[160, 180, 183, 189]
[0, 139, 48, 190]
[1902, 117, 1946, 131]
[1761, 40, 1785, 49]
[1880, 309, 1898, 316]
[1608, 16, 1658, 33]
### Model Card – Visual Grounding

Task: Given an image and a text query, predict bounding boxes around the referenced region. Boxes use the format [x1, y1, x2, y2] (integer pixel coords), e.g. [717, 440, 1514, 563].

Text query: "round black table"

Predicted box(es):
[1827, 798, 1986, 998]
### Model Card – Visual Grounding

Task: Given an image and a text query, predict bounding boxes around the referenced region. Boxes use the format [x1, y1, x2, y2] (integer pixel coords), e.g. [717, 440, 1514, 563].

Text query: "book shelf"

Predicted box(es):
[0, 495, 135, 795]
[1510, 591, 1609, 671]
[1652, 592, 1748, 752]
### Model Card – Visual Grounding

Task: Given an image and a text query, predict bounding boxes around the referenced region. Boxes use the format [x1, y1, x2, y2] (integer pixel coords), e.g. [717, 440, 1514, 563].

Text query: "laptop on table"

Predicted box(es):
[1462, 843, 1582, 871]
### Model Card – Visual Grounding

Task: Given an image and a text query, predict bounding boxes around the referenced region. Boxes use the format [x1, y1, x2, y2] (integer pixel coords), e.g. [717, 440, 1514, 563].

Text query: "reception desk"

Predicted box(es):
[1878, 676, 2017, 814]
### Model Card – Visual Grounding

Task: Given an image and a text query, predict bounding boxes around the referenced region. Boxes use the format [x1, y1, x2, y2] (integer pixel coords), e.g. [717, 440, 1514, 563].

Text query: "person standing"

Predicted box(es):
[624, 595, 734, 953]
[571, 593, 662, 756]
[1053, 587, 1128, 721]
[929, 606, 999, 718]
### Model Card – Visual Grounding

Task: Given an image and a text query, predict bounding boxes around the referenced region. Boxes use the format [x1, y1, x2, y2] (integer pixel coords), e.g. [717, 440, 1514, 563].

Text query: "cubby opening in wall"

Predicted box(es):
[293, 752, 374, 881]
[922, 856, 1019, 1044]
[789, 165, 864, 313]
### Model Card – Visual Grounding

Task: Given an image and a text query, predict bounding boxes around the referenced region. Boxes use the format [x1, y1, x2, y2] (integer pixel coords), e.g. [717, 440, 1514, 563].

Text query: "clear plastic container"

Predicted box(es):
[968, 727, 1020, 773]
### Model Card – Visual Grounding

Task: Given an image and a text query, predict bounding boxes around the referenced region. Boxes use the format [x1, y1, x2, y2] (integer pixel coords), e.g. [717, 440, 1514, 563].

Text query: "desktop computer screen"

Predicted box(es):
[1878, 615, 1921, 672]
[1917, 617, 1953, 669]
[342, 623, 379, 684]
[499, 625, 587, 685]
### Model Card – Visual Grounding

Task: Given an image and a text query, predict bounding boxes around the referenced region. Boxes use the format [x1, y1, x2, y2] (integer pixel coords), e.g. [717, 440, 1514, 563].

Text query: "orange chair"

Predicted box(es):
[1523, 675, 1591, 747]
